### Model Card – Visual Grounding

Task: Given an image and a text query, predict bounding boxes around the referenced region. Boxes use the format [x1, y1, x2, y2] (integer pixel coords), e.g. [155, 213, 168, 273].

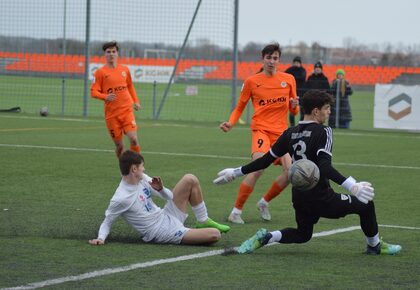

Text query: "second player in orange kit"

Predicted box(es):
[219, 42, 299, 224]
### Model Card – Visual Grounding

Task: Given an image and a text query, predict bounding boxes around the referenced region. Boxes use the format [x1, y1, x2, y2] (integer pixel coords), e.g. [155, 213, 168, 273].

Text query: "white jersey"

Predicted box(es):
[97, 173, 180, 243]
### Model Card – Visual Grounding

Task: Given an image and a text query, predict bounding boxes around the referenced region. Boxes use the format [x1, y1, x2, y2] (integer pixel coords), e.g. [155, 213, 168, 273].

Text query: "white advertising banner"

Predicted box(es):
[89, 63, 174, 83]
[374, 84, 420, 131]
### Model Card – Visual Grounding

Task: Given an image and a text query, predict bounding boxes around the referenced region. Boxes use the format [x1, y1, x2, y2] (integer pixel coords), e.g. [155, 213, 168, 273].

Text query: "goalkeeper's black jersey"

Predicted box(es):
[272, 121, 331, 163]
[241, 121, 347, 203]
[272, 121, 346, 202]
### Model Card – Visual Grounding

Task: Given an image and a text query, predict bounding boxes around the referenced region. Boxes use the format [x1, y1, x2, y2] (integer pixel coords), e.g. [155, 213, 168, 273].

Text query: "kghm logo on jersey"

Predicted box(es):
[280, 81, 287, 88]
[114, 86, 127, 92]
[258, 96, 287, 106]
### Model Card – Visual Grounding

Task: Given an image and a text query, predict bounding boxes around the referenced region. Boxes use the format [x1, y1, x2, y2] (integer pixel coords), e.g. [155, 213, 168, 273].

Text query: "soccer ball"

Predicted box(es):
[288, 159, 320, 191]
[39, 106, 48, 117]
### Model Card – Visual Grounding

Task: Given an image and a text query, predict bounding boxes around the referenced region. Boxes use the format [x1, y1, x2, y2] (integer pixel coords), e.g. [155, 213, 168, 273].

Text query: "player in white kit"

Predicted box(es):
[89, 150, 230, 245]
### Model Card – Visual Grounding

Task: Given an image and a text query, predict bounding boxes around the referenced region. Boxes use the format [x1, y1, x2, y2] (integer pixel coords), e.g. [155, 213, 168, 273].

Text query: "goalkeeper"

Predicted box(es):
[89, 151, 230, 246]
[214, 89, 401, 255]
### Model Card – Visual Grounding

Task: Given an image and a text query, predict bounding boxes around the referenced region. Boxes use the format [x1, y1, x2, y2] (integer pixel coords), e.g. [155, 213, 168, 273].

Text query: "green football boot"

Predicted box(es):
[366, 238, 402, 255]
[195, 218, 230, 233]
[238, 228, 270, 254]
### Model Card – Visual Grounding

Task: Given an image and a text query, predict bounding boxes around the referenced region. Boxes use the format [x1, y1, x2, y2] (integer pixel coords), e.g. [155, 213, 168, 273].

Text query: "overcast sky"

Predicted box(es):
[1, 0, 419, 50]
[238, 0, 420, 48]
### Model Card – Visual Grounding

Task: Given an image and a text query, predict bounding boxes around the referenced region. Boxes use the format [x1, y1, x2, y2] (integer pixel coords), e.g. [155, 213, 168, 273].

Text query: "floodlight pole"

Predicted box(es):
[231, 0, 239, 112]
[61, 0, 67, 116]
[83, 0, 91, 117]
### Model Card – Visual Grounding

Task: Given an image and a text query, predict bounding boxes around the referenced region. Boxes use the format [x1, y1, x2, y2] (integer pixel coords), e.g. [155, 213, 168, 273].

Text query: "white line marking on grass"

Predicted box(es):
[1, 115, 420, 139]
[0, 115, 104, 123]
[3, 224, 418, 290]
[1, 143, 420, 170]
[379, 224, 420, 230]
[0, 144, 114, 153]
[334, 162, 420, 170]
[2, 250, 225, 290]
[0, 115, 215, 129]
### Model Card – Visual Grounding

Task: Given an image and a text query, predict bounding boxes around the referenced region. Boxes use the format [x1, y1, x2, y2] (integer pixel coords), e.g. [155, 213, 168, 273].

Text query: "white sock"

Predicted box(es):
[366, 233, 380, 247]
[259, 198, 269, 205]
[192, 201, 208, 223]
[268, 230, 282, 244]
[231, 207, 242, 215]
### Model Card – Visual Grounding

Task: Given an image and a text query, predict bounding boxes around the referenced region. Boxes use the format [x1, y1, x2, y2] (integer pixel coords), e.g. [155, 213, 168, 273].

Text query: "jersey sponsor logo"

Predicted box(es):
[291, 131, 312, 139]
[122, 71, 127, 78]
[258, 96, 287, 106]
[114, 85, 127, 92]
[107, 86, 127, 95]
[280, 81, 287, 88]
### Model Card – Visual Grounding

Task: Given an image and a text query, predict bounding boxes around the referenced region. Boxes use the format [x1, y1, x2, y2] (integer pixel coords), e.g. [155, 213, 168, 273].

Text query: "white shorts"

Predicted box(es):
[148, 200, 190, 244]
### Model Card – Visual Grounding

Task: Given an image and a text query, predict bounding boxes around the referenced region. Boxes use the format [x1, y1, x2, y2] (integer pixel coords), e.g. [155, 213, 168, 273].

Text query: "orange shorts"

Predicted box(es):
[251, 130, 280, 154]
[105, 111, 137, 142]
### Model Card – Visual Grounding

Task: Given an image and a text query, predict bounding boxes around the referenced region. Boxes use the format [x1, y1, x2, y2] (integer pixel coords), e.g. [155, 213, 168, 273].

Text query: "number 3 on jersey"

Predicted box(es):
[292, 140, 307, 161]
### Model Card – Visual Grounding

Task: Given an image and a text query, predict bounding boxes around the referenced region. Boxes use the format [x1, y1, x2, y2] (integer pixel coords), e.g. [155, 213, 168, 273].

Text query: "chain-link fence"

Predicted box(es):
[1, 0, 419, 130]
[0, 0, 236, 122]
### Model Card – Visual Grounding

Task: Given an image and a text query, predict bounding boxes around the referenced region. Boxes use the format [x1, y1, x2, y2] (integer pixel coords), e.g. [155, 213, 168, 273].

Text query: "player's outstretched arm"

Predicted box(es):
[213, 167, 244, 185]
[213, 151, 277, 185]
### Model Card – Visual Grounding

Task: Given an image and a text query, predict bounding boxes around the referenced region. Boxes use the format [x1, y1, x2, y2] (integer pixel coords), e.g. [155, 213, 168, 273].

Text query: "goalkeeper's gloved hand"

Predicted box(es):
[341, 177, 375, 204]
[213, 167, 244, 185]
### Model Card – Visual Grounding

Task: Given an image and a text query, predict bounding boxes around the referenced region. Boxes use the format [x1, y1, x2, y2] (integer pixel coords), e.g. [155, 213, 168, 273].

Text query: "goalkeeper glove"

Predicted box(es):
[213, 167, 244, 185]
[341, 176, 375, 204]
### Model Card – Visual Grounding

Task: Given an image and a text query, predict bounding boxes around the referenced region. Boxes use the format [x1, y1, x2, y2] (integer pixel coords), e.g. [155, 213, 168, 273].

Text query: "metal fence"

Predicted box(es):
[1, 0, 419, 130]
[0, 0, 236, 122]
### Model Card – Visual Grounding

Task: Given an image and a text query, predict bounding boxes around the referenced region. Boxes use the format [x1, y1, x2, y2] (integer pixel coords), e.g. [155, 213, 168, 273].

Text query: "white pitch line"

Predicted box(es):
[3, 224, 418, 290]
[379, 224, 420, 230]
[1, 143, 420, 170]
[1, 114, 419, 139]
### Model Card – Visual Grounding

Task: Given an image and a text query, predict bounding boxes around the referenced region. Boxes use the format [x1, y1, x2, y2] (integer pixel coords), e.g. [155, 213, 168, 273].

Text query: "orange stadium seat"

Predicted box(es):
[2, 51, 418, 85]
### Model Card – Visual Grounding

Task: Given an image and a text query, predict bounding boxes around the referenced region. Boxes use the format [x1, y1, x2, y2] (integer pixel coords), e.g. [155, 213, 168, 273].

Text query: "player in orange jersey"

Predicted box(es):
[219, 43, 299, 224]
[91, 41, 141, 158]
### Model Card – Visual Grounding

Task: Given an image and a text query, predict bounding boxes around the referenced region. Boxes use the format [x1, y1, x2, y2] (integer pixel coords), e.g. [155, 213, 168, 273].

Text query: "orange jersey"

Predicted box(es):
[229, 71, 299, 135]
[90, 64, 139, 119]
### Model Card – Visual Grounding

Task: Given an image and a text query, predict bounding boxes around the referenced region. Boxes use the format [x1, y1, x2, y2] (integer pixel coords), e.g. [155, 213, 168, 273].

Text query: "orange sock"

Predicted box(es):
[234, 183, 254, 210]
[263, 182, 286, 202]
[130, 144, 141, 153]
